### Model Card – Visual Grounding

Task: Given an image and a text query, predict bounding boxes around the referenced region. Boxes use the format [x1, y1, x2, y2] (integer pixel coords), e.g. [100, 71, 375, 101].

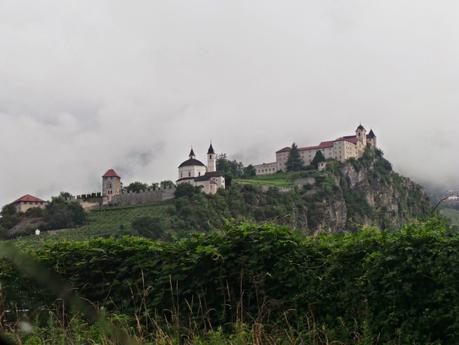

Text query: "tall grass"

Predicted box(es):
[2, 306, 377, 345]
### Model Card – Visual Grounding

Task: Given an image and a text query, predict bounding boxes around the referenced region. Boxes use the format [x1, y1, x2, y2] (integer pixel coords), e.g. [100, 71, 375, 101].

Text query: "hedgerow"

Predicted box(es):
[1, 218, 458, 344]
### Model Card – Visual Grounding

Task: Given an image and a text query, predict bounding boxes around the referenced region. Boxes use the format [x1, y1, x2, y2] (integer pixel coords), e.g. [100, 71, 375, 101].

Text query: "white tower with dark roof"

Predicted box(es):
[356, 124, 367, 156]
[367, 129, 377, 148]
[207, 143, 216, 173]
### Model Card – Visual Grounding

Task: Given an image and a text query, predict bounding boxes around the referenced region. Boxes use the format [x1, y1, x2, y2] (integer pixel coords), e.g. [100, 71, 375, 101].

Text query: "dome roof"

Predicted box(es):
[179, 158, 206, 168]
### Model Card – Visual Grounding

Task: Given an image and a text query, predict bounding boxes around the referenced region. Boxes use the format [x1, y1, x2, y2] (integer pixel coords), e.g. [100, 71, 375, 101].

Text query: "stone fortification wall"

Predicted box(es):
[110, 188, 176, 206]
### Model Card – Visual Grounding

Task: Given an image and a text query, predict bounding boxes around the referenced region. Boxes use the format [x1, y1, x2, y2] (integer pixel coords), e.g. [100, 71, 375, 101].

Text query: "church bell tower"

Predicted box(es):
[207, 143, 216, 172]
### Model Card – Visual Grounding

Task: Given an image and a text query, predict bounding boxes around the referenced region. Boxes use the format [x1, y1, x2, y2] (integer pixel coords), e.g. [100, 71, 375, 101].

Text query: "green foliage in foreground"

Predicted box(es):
[1, 313, 363, 345]
[1, 218, 459, 344]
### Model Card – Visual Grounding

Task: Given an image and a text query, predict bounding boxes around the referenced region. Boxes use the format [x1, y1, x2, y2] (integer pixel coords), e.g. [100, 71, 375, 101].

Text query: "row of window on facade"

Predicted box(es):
[258, 167, 277, 173]
[180, 171, 202, 178]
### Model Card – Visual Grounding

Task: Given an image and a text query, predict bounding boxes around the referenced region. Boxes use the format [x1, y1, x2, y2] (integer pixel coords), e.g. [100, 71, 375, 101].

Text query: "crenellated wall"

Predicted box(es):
[110, 188, 176, 206]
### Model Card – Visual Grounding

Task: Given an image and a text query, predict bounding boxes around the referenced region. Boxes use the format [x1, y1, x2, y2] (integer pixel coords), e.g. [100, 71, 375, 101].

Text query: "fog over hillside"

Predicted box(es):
[1, 0, 458, 204]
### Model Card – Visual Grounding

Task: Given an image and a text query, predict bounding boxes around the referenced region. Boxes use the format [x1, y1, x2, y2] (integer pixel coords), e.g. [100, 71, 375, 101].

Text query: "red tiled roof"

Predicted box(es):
[102, 169, 120, 178]
[277, 134, 360, 154]
[276, 147, 291, 153]
[14, 194, 45, 204]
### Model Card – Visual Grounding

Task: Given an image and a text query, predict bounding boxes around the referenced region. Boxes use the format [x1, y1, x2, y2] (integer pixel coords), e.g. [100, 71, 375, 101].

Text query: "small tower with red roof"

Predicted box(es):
[102, 169, 121, 202]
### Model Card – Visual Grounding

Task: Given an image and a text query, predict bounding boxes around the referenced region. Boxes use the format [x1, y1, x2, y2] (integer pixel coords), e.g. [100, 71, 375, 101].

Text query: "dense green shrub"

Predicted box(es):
[131, 216, 165, 239]
[1, 218, 458, 344]
[175, 183, 202, 198]
[43, 195, 86, 230]
[0, 204, 21, 229]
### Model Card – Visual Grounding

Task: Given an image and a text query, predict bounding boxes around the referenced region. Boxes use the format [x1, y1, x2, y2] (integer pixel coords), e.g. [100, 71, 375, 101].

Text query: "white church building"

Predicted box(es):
[177, 144, 225, 195]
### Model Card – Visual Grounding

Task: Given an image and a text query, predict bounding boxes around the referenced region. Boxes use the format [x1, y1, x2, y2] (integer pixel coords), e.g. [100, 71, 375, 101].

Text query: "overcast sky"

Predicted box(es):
[1, 0, 458, 204]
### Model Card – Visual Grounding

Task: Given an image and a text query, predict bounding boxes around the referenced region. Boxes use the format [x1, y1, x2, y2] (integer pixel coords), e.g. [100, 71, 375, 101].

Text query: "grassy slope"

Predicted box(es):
[234, 171, 320, 187]
[440, 207, 459, 226]
[17, 201, 173, 243]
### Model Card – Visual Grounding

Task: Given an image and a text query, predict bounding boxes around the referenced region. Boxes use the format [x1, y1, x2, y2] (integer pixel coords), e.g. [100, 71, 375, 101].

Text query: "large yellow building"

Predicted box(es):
[255, 125, 377, 175]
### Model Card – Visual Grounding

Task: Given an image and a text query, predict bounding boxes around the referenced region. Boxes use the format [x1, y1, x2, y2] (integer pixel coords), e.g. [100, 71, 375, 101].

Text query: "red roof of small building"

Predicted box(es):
[102, 169, 120, 178]
[14, 194, 45, 204]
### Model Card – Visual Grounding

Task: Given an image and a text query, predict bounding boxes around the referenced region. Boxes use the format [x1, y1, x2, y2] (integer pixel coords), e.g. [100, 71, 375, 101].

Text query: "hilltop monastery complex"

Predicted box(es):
[10, 125, 376, 211]
[254, 125, 377, 175]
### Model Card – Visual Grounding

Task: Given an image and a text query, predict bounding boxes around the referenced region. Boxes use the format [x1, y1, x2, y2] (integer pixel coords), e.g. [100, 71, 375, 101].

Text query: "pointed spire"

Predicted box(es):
[189, 147, 195, 159]
[357, 124, 365, 131]
[207, 141, 215, 154]
[368, 129, 376, 138]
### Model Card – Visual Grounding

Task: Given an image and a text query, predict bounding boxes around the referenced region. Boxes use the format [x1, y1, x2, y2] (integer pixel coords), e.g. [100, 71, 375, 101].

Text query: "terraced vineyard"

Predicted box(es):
[18, 201, 174, 243]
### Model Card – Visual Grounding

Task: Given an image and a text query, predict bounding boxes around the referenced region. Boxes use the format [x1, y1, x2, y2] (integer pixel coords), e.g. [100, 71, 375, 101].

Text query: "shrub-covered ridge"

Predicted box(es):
[1, 218, 458, 344]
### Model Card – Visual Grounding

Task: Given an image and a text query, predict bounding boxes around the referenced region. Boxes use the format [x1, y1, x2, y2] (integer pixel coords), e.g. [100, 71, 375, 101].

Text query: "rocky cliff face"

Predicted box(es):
[297, 149, 431, 232]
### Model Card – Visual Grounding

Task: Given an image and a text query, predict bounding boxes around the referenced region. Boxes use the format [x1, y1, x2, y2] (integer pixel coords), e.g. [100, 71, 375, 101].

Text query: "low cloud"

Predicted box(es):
[0, 0, 458, 204]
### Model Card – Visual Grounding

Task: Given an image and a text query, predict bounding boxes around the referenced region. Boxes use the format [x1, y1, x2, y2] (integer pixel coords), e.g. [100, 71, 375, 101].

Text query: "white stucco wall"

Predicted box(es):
[178, 165, 207, 179]
[15, 201, 46, 213]
[207, 154, 216, 172]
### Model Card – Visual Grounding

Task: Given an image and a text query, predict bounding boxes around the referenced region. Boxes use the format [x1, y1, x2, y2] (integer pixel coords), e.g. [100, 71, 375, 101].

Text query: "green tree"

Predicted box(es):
[311, 150, 326, 169]
[216, 154, 244, 179]
[131, 216, 165, 239]
[0, 203, 21, 229]
[175, 183, 202, 198]
[125, 182, 149, 193]
[286, 143, 305, 171]
[243, 165, 256, 178]
[160, 180, 175, 189]
[44, 194, 87, 230]
[24, 206, 44, 218]
[59, 192, 74, 200]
